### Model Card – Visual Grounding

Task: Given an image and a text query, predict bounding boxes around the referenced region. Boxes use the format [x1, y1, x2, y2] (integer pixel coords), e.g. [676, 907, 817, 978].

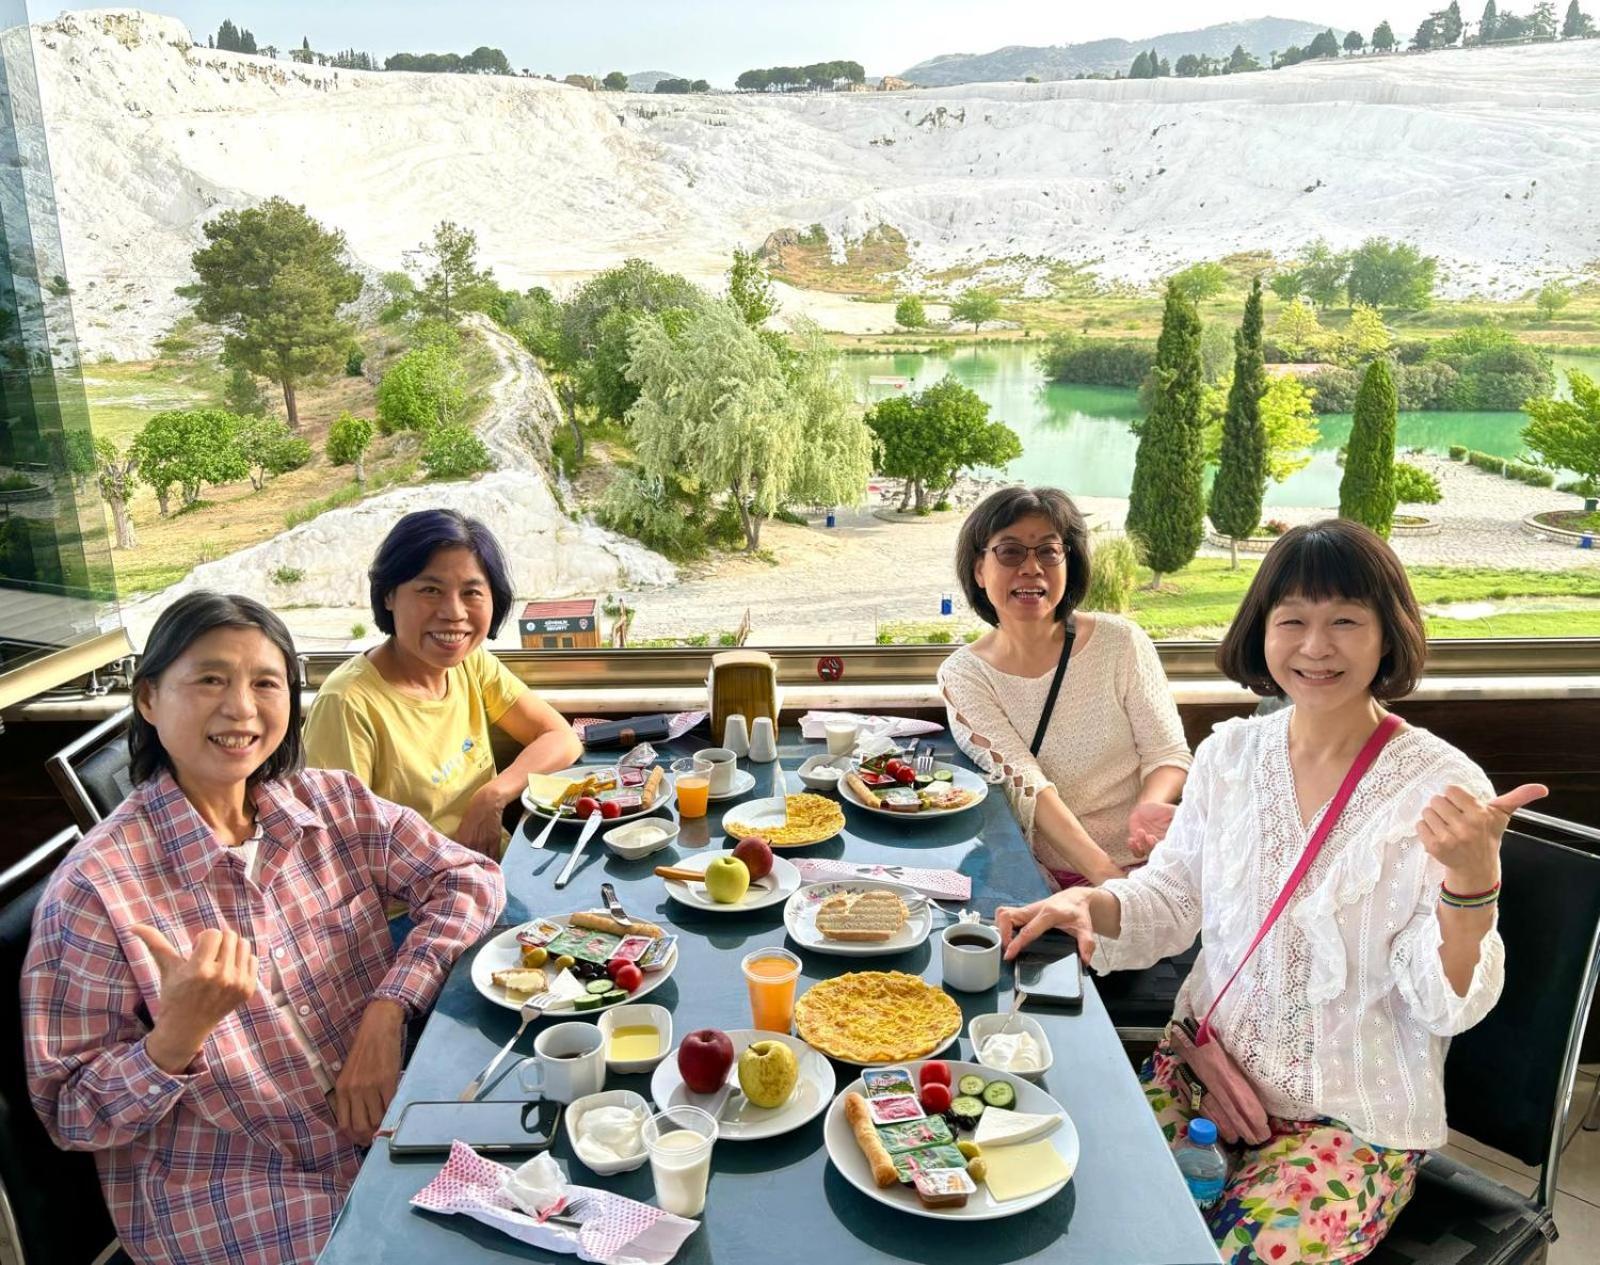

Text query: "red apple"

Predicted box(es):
[731, 835, 775, 882]
[677, 1028, 735, 1094]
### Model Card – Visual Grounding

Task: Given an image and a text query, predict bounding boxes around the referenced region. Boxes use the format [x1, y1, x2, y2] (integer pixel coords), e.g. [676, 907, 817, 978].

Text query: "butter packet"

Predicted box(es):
[515, 918, 565, 948]
[862, 1066, 915, 1099]
[637, 934, 678, 971]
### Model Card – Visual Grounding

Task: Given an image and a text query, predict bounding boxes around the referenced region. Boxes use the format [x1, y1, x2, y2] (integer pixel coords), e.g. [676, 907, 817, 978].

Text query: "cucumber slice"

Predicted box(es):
[585, 979, 614, 994]
[933, 769, 954, 782]
[601, 989, 627, 1006]
[981, 1080, 1016, 1109]
[956, 1074, 986, 1097]
[573, 993, 603, 1011]
[914, 774, 934, 788]
[949, 1095, 986, 1128]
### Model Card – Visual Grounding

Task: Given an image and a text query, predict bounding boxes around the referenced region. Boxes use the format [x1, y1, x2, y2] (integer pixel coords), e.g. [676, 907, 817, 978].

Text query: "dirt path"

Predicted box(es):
[465, 313, 563, 473]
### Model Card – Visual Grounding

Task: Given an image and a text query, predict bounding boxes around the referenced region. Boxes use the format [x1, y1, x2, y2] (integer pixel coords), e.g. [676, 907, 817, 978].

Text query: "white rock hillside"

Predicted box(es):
[34, 9, 1600, 360]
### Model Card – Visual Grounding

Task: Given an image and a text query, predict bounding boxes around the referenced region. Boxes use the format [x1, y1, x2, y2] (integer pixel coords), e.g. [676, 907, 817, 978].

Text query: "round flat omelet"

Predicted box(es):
[794, 970, 961, 1063]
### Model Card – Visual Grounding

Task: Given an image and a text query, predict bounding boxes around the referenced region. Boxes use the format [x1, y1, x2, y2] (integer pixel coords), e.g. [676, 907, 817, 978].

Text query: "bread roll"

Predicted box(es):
[845, 1091, 899, 1188]
[568, 910, 664, 939]
[845, 773, 882, 808]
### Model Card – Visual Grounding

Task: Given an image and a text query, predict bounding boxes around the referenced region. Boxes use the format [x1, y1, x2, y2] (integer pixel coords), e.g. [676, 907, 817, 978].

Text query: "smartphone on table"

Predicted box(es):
[1014, 934, 1084, 1010]
[389, 1099, 563, 1156]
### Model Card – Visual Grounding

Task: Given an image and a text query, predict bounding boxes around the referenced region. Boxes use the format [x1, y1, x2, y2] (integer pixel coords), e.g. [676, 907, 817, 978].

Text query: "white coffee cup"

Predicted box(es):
[518, 1023, 607, 1103]
[693, 747, 738, 795]
[824, 720, 860, 756]
[941, 923, 1002, 993]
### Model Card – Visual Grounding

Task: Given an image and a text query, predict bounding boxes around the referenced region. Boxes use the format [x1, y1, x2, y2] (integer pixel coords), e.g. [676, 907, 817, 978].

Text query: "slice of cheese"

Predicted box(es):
[981, 1139, 1072, 1202]
[973, 1106, 1062, 1148]
[525, 773, 574, 807]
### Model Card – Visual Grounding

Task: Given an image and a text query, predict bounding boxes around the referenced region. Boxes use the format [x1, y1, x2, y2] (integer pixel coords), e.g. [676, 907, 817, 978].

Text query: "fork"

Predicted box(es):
[460, 993, 560, 1100]
[915, 744, 935, 777]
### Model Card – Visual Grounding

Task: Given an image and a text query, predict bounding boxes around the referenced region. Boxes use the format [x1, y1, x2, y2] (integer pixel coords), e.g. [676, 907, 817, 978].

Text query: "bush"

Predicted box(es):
[1392, 461, 1442, 504]
[376, 344, 467, 433]
[1037, 334, 1156, 388]
[894, 295, 926, 329]
[1448, 444, 1468, 461]
[345, 343, 365, 376]
[270, 566, 304, 584]
[1505, 460, 1555, 488]
[1260, 518, 1291, 536]
[421, 424, 493, 479]
[350, 622, 367, 638]
[326, 413, 374, 467]
[596, 470, 710, 561]
[1467, 450, 1508, 476]
[1081, 532, 1141, 614]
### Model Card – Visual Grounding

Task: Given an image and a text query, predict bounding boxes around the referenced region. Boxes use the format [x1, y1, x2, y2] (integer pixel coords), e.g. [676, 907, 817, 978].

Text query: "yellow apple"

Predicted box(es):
[702, 855, 751, 904]
[737, 1039, 799, 1109]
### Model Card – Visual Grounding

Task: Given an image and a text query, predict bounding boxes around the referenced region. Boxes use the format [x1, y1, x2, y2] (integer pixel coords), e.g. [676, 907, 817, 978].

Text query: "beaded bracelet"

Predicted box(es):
[1439, 881, 1501, 909]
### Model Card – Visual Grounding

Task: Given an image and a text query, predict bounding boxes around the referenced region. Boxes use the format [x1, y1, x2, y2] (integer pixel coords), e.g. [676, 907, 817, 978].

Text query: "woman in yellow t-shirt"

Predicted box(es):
[304, 509, 581, 856]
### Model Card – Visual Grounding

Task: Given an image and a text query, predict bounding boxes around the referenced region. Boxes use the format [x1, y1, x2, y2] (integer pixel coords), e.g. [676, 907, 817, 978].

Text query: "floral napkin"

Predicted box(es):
[797, 711, 944, 742]
[791, 858, 971, 901]
[411, 1142, 698, 1265]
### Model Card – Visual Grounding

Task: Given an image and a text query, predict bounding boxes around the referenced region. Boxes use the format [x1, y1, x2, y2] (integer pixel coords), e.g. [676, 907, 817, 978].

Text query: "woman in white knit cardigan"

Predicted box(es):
[938, 486, 1192, 887]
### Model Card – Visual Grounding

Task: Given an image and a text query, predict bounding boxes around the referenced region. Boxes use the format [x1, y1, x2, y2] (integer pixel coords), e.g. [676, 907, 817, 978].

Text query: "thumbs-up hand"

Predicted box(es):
[129, 924, 258, 1074]
[1417, 782, 1549, 894]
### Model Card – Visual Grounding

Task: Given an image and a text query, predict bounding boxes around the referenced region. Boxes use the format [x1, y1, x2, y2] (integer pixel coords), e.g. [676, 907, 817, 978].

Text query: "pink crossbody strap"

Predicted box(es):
[1194, 712, 1403, 1045]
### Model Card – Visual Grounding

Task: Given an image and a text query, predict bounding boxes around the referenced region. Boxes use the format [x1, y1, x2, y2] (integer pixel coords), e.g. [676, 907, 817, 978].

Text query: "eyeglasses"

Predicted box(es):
[984, 542, 1066, 568]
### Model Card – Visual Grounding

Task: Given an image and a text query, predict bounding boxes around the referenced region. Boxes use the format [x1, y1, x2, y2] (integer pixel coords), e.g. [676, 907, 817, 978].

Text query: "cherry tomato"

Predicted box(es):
[894, 764, 916, 785]
[599, 800, 622, 820]
[574, 796, 600, 819]
[920, 1082, 953, 1114]
[614, 963, 644, 992]
[919, 1060, 952, 1088]
[606, 957, 629, 980]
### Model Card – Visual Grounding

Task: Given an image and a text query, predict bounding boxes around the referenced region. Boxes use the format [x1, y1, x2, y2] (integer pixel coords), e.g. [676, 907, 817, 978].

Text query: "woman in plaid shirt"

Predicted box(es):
[22, 592, 505, 1265]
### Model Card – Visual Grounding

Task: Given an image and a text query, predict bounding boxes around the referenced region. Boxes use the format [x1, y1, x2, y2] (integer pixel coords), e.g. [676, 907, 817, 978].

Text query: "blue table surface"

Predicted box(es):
[318, 734, 1220, 1265]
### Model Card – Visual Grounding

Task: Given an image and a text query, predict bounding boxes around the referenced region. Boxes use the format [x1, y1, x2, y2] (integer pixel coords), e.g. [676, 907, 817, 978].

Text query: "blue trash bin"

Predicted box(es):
[940, 592, 953, 616]
[825, 509, 836, 528]
[1582, 533, 1594, 550]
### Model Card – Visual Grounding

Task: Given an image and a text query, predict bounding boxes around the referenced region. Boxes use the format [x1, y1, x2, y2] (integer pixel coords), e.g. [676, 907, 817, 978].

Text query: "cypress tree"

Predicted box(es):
[1209, 278, 1268, 568]
[1339, 359, 1399, 537]
[1127, 282, 1206, 586]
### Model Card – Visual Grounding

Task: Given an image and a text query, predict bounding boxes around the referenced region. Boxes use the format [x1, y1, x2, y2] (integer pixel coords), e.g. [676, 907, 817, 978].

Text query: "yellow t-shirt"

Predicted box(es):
[303, 647, 527, 842]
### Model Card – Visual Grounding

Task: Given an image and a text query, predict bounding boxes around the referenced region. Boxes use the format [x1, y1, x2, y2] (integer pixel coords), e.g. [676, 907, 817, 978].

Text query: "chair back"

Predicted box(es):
[1441, 819, 1600, 1207]
[46, 708, 133, 831]
[0, 826, 119, 1264]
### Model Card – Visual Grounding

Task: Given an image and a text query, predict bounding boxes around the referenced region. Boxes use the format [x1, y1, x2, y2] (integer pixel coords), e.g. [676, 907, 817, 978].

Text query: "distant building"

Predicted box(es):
[519, 599, 601, 649]
[563, 74, 598, 91]
[878, 75, 916, 92]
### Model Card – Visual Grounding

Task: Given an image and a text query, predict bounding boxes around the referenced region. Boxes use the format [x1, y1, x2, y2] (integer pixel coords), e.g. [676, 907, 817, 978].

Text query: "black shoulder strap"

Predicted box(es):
[1030, 615, 1076, 757]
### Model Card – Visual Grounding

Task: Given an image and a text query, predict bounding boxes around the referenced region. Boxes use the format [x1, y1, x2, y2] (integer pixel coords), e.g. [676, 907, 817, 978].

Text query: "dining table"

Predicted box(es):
[317, 729, 1221, 1265]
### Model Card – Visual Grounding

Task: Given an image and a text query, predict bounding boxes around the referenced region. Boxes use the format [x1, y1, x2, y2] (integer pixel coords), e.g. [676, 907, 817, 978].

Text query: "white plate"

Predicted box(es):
[470, 915, 678, 1014]
[826, 1028, 959, 1069]
[521, 766, 674, 824]
[706, 768, 757, 802]
[662, 852, 802, 912]
[839, 763, 989, 821]
[649, 1030, 835, 1141]
[823, 1059, 1079, 1220]
[722, 796, 845, 849]
[784, 880, 933, 957]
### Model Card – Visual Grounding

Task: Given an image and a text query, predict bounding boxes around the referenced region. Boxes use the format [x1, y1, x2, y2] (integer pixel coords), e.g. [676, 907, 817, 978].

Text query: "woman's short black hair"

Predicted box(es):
[368, 509, 514, 636]
[130, 591, 305, 786]
[1216, 518, 1428, 701]
[955, 486, 1092, 626]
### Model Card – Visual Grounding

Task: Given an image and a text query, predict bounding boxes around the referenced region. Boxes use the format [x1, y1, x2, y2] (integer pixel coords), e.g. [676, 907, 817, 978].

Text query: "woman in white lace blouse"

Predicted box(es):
[938, 486, 1191, 886]
[997, 519, 1545, 1265]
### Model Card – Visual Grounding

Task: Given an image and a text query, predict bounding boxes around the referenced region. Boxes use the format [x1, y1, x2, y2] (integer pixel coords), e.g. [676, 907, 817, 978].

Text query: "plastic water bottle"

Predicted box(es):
[1173, 1117, 1228, 1209]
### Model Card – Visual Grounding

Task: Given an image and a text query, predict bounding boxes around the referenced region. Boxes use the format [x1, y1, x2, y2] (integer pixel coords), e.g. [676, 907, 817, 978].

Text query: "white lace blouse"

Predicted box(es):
[1096, 707, 1504, 1151]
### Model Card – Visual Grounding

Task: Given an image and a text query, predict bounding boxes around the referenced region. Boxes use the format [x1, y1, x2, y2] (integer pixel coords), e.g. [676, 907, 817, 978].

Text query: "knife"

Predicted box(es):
[554, 811, 602, 890]
[599, 882, 633, 927]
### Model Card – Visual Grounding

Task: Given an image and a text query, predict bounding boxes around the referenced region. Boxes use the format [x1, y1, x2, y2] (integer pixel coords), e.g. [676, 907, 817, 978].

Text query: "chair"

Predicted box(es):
[0, 826, 121, 1265]
[1371, 811, 1600, 1265]
[46, 708, 133, 831]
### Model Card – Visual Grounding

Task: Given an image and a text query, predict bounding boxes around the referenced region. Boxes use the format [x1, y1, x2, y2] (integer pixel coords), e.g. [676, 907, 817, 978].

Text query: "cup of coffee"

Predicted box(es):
[693, 747, 738, 795]
[941, 923, 1001, 993]
[518, 1022, 606, 1103]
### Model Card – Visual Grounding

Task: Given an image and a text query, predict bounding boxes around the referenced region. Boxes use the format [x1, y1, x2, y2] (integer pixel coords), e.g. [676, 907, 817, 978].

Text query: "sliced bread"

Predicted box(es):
[490, 967, 548, 998]
[816, 889, 909, 942]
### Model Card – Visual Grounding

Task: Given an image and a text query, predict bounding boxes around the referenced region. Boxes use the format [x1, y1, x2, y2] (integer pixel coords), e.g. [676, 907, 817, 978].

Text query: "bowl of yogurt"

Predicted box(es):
[602, 817, 680, 861]
[967, 1011, 1054, 1079]
[565, 1089, 650, 1174]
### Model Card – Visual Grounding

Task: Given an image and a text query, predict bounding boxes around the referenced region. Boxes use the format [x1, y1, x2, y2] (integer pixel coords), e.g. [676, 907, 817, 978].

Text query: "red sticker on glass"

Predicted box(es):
[817, 655, 844, 681]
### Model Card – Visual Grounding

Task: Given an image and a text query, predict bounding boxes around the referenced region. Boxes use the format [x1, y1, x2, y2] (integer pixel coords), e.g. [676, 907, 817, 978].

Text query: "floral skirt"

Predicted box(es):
[1141, 1042, 1423, 1264]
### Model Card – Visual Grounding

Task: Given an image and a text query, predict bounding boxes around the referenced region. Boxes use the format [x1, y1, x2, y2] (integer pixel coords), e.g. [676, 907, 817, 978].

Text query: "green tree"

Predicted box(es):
[1339, 302, 1394, 364]
[1126, 282, 1206, 585]
[410, 221, 495, 325]
[1297, 238, 1350, 308]
[94, 438, 139, 549]
[1228, 44, 1262, 71]
[376, 344, 467, 433]
[726, 248, 776, 328]
[950, 289, 1001, 332]
[603, 70, 629, 90]
[1309, 29, 1342, 56]
[60, 429, 98, 491]
[1373, 20, 1398, 48]
[1209, 280, 1268, 568]
[1413, 15, 1441, 47]
[326, 412, 374, 484]
[1346, 237, 1436, 309]
[1530, 1, 1561, 38]
[1523, 370, 1600, 496]
[1169, 261, 1228, 302]
[1481, 0, 1500, 39]
[1129, 50, 1153, 78]
[1536, 281, 1573, 318]
[234, 416, 311, 490]
[129, 408, 249, 515]
[1564, 1, 1596, 33]
[1339, 360, 1399, 537]
[1274, 297, 1329, 360]
[866, 376, 1022, 512]
[624, 301, 875, 551]
[735, 69, 769, 91]
[1345, 29, 1366, 51]
[894, 295, 926, 329]
[222, 364, 268, 417]
[186, 197, 362, 428]
[421, 424, 493, 478]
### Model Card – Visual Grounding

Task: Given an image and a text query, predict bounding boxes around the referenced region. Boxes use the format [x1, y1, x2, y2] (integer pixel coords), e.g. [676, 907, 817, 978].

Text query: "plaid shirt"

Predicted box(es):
[22, 767, 504, 1265]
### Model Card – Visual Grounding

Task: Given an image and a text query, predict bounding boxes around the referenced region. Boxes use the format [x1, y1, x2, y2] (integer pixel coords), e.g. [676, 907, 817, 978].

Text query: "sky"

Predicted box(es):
[49, 2, 1454, 85]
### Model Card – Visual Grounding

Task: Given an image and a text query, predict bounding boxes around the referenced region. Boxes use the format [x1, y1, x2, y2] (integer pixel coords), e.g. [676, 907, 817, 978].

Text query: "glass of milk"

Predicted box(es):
[642, 1106, 719, 1217]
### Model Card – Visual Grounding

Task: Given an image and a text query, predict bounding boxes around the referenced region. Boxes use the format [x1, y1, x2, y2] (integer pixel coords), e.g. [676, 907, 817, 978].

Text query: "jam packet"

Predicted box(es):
[515, 918, 564, 948]
[637, 933, 678, 970]
[861, 1066, 915, 1098]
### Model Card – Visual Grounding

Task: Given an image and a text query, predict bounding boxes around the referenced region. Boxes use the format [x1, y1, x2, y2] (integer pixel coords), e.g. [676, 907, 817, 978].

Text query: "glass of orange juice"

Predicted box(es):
[741, 948, 802, 1032]
[671, 758, 709, 818]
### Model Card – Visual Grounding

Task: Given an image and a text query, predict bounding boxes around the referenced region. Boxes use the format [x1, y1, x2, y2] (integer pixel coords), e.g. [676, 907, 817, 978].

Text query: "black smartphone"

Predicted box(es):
[1015, 939, 1084, 1010]
[389, 1099, 563, 1156]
